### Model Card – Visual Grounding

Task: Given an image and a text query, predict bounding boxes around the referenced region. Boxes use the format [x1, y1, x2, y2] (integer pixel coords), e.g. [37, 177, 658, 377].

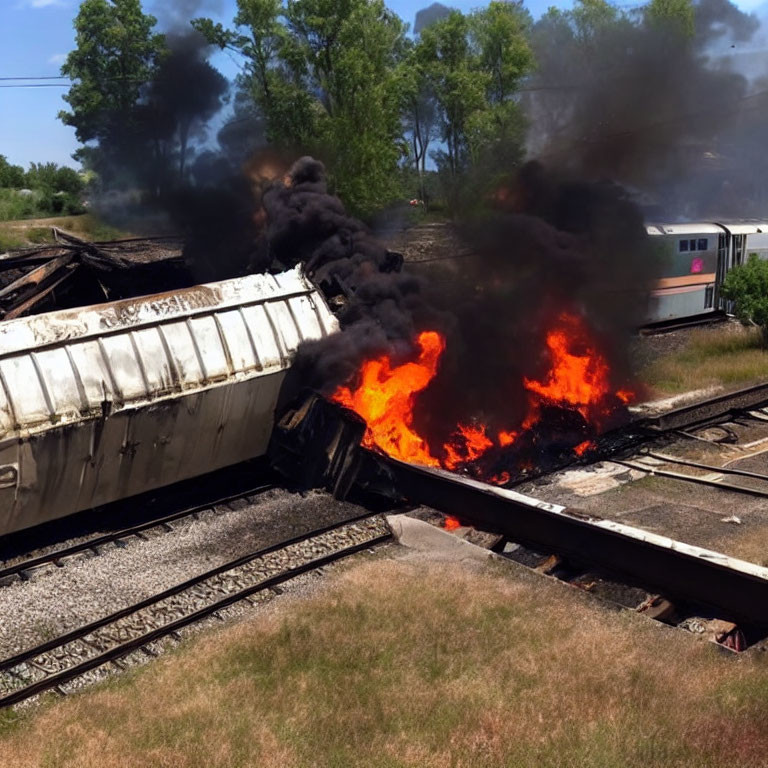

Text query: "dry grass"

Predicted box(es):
[2, 557, 768, 767]
[642, 325, 768, 395]
[0, 215, 130, 251]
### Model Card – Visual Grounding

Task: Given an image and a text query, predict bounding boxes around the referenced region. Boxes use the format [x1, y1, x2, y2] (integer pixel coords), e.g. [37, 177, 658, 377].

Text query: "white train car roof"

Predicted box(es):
[715, 220, 768, 234]
[0, 267, 331, 358]
[0, 266, 338, 440]
[646, 222, 724, 236]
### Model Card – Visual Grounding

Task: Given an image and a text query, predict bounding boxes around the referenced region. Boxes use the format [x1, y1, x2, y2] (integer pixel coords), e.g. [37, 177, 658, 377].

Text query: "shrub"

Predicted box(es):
[721, 254, 768, 345]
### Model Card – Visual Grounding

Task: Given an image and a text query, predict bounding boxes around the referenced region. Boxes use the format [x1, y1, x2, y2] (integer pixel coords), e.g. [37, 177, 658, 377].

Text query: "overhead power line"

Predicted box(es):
[0, 76, 69, 81]
[0, 84, 71, 89]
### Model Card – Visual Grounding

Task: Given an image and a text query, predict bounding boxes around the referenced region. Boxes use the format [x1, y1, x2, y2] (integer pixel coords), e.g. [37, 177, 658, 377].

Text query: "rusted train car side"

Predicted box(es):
[0, 266, 338, 536]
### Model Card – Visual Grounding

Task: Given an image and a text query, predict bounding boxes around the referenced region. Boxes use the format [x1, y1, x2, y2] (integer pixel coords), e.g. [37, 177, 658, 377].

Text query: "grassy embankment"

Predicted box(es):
[641, 325, 768, 396]
[2, 557, 768, 767]
[0, 214, 130, 251]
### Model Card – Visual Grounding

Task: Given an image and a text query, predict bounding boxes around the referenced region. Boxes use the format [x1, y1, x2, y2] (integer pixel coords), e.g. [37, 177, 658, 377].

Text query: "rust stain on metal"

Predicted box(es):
[100, 285, 222, 329]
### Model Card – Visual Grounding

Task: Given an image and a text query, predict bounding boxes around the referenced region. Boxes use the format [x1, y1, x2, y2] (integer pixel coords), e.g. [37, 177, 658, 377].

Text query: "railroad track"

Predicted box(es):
[614, 446, 768, 498]
[496, 386, 768, 493]
[638, 311, 727, 336]
[0, 484, 276, 586]
[0, 512, 391, 709]
[4, 381, 768, 708]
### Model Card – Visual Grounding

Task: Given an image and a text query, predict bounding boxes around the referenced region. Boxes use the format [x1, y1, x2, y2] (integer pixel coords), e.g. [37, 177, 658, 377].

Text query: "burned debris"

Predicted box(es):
[0, 229, 191, 320]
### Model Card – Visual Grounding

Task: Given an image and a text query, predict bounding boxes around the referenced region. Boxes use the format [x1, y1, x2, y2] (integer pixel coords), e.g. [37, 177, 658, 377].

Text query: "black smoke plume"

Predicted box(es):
[414, 161, 655, 455]
[270, 157, 654, 473]
[259, 157, 443, 397]
[413, 2, 453, 34]
[525, 0, 765, 218]
[138, 31, 229, 192]
[156, 0, 225, 33]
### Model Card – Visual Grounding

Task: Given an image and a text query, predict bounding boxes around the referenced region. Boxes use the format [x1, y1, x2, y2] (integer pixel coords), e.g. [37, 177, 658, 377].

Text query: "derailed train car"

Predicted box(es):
[0, 266, 337, 536]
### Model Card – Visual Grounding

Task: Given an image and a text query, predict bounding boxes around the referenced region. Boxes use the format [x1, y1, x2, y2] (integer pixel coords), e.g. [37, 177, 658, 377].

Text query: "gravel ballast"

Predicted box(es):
[0, 487, 376, 661]
[0, 513, 390, 705]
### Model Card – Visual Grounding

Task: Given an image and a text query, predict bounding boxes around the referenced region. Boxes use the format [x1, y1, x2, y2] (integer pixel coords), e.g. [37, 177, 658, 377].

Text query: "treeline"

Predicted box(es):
[193, 0, 533, 215]
[58, 0, 701, 218]
[56, 0, 535, 217]
[0, 156, 86, 220]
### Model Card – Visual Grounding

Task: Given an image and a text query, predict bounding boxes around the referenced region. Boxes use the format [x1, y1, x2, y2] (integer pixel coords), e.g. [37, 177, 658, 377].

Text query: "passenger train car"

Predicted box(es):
[646, 220, 768, 323]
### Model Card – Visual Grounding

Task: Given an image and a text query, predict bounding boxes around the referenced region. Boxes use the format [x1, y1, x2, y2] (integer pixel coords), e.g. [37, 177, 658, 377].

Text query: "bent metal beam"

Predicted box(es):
[270, 394, 768, 627]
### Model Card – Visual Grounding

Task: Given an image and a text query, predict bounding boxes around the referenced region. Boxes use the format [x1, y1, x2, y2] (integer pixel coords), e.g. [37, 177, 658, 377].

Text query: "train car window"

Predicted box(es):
[679, 240, 689, 252]
[698, 238, 708, 250]
[689, 239, 697, 251]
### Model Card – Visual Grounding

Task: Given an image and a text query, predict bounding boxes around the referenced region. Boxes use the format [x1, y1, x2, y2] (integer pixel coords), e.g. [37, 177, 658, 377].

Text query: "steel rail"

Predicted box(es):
[0, 509, 383, 674]
[644, 451, 768, 481]
[613, 459, 768, 498]
[361, 453, 768, 625]
[0, 531, 391, 709]
[0, 484, 275, 584]
[638, 381, 768, 432]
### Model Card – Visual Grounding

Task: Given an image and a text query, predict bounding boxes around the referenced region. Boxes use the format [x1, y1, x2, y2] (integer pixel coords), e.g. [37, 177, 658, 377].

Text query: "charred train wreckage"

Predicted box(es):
[1, 157, 768, 640]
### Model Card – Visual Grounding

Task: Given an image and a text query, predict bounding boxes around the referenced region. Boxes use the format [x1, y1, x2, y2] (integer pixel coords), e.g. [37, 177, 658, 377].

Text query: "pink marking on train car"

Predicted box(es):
[691, 257, 704, 273]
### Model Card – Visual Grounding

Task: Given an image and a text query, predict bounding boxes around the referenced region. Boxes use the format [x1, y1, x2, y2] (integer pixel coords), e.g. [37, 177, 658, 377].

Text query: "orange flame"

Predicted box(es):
[444, 424, 494, 470]
[331, 311, 634, 481]
[523, 313, 613, 421]
[443, 515, 462, 531]
[498, 430, 518, 447]
[573, 440, 595, 457]
[332, 331, 443, 467]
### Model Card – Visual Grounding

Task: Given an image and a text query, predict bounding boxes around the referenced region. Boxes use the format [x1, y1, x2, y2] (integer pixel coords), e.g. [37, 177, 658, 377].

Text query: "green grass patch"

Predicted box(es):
[642, 326, 768, 394]
[0, 231, 26, 251]
[52, 214, 130, 242]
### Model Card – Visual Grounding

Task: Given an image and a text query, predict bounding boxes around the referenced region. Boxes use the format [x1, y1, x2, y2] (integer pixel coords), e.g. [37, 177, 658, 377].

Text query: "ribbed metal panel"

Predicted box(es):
[0, 267, 338, 535]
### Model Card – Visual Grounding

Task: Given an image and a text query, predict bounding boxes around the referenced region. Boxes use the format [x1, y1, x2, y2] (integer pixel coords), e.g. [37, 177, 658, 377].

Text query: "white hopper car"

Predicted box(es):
[0, 266, 337, 536]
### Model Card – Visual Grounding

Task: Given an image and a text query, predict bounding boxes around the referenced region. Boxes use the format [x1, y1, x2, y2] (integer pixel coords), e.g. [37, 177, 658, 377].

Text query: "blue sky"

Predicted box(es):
[0, 0, 764, 169]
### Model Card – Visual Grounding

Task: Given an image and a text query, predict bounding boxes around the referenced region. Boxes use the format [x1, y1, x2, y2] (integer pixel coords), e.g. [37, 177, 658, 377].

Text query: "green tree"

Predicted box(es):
[54, 167, 86, 196]
[466, 2, 532, 175]
[195, 0, 407, 217]
[472, 1, 532, 106]
[25, 162, 60, 190]
[720, 254, 768, 345]
[0, 157, 26, 189]
[305, 0, 407, 213]
[193, 0, 313, 147]
[417, 11, 487, 181]
[59, 0, 166, 181]
[645, 0, 695, 38]
[397, 48, 438, 202]
[412, 3, 532, 211]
